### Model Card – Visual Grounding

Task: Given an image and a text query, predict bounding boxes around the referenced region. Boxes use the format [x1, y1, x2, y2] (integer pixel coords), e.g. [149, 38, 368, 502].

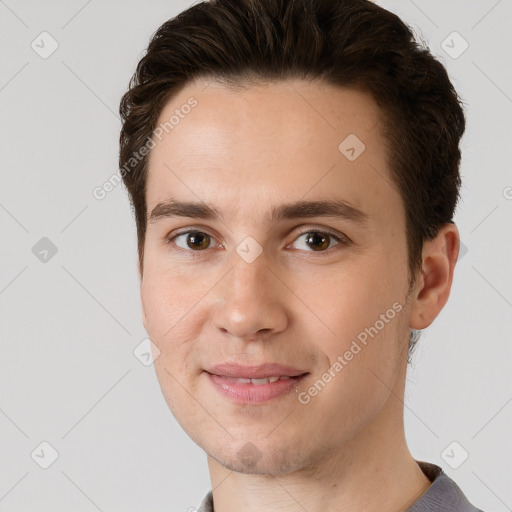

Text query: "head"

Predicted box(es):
[119, 0, 464, 475]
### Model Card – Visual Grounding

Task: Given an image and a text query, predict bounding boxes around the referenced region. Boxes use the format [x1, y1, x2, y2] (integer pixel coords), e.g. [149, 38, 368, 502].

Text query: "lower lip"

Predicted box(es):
[206, 372, 308, 404]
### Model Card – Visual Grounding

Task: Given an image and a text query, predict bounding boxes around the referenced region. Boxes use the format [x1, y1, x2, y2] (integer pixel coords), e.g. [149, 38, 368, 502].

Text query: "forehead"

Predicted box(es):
[145, 78, 400, 225]
[151, 77, 382, 162]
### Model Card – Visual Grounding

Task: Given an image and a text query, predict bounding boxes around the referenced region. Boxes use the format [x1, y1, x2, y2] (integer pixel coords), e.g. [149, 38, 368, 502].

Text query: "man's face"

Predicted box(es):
[141, 78, 413, 475]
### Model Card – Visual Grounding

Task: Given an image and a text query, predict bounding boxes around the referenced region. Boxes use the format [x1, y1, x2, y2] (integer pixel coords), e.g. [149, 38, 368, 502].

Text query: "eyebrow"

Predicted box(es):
[148, 198, 370, 226]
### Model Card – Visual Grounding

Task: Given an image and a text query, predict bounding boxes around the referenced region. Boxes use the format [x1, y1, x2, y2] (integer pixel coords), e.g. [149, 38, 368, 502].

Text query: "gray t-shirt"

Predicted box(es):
[197, 461, 485, 512]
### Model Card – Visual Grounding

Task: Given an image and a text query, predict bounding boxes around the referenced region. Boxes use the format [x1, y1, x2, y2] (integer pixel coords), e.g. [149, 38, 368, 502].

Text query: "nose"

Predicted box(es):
[211, 251, 288, 340]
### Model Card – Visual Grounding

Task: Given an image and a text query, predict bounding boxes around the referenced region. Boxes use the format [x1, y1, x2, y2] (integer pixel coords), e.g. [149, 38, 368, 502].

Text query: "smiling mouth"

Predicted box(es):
[205, 371, 309, 404]
[217, 375, 295, 384]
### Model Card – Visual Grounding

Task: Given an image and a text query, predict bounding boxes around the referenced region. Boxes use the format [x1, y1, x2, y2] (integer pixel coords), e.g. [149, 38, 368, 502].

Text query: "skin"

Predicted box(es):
[140, 77, 460, 512]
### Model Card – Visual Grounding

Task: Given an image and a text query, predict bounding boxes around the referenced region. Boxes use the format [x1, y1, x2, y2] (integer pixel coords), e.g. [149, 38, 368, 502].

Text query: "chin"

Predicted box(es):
[205, 437, 313, 476]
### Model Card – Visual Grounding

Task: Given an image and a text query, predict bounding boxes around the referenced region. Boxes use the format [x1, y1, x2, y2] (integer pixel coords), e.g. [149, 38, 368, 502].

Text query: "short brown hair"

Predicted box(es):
[119, 0, 465, 354]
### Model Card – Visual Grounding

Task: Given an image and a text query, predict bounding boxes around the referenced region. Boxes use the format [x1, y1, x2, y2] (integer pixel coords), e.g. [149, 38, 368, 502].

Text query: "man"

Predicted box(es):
[118, 0, 484, 510]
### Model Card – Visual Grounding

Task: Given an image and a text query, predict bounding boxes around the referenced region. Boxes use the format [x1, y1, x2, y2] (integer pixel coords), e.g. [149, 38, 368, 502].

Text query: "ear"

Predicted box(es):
[140, 282, 148, 332]
[408, 223, 460, 330]
[141, 301, 148, 331]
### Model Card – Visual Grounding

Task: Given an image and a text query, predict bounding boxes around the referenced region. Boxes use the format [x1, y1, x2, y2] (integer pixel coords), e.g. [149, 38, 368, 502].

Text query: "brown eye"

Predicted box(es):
[293, 231, 342, 252]
[174, 231, 213, 250]
[304, 232, 330, 251]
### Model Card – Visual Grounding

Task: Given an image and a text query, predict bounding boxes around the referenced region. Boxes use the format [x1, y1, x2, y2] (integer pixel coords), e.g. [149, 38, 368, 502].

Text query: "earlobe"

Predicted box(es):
[408, 223, 460, 330]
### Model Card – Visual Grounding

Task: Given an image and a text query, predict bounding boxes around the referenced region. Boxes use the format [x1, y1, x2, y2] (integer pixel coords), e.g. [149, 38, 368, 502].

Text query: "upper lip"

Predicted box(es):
[206, 362, 309, 379]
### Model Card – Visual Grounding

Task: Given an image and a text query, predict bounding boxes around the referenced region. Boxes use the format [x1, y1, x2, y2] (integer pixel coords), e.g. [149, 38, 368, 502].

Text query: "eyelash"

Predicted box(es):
[163, 227, 352, 258]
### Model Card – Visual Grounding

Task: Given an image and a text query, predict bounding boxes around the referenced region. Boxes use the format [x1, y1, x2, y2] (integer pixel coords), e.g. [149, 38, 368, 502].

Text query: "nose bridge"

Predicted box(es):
[229, 247, 272, 303]
[212, 247, 287, 338]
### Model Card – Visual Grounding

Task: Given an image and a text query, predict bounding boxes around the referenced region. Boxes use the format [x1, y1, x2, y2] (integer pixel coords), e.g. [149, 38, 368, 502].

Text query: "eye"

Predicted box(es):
[171, 230, 217, 251]
[290, 229, 347, 253]
[164, 227, 351, 256]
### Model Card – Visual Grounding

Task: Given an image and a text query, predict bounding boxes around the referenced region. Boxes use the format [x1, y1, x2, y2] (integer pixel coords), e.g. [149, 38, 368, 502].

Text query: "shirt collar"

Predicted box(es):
[197, 460, 483, 512]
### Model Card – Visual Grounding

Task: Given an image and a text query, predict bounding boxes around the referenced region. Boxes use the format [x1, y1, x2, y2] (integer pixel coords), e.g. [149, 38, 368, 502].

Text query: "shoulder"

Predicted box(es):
[196, 489, 214, 512]
[407, 461, 486, 512]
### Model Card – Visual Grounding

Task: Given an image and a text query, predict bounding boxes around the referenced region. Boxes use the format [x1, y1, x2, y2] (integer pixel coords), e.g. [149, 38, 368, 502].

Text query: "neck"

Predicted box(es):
[206, 361, 431, 512]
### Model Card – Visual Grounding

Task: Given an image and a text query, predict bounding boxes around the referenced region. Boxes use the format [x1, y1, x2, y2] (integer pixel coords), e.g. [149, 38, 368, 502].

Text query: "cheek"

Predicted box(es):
[140, 266, 215, 369]
[306, 258, 405, 364]
[141, 273, 204, 402]
[141, 267, 200, 338]
[298, 268, 405, 436]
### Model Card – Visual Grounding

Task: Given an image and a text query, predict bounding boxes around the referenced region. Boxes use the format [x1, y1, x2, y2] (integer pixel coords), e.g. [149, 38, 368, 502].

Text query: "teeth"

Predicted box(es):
[234, 376, 292, 385]
[250, 377, 272, 385]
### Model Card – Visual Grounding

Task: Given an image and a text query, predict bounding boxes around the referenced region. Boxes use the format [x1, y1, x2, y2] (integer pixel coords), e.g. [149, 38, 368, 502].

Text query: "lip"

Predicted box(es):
[206, 362, 308, 379]
[205, 372, 309, 404]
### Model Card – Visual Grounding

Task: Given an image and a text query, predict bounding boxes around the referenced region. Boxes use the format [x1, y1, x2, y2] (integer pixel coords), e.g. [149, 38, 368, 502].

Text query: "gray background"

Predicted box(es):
[0, 0, 511, 510]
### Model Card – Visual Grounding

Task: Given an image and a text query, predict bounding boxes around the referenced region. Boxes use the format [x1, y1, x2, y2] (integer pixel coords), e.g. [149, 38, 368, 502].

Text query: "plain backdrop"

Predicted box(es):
[0, 0, 511, 510]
